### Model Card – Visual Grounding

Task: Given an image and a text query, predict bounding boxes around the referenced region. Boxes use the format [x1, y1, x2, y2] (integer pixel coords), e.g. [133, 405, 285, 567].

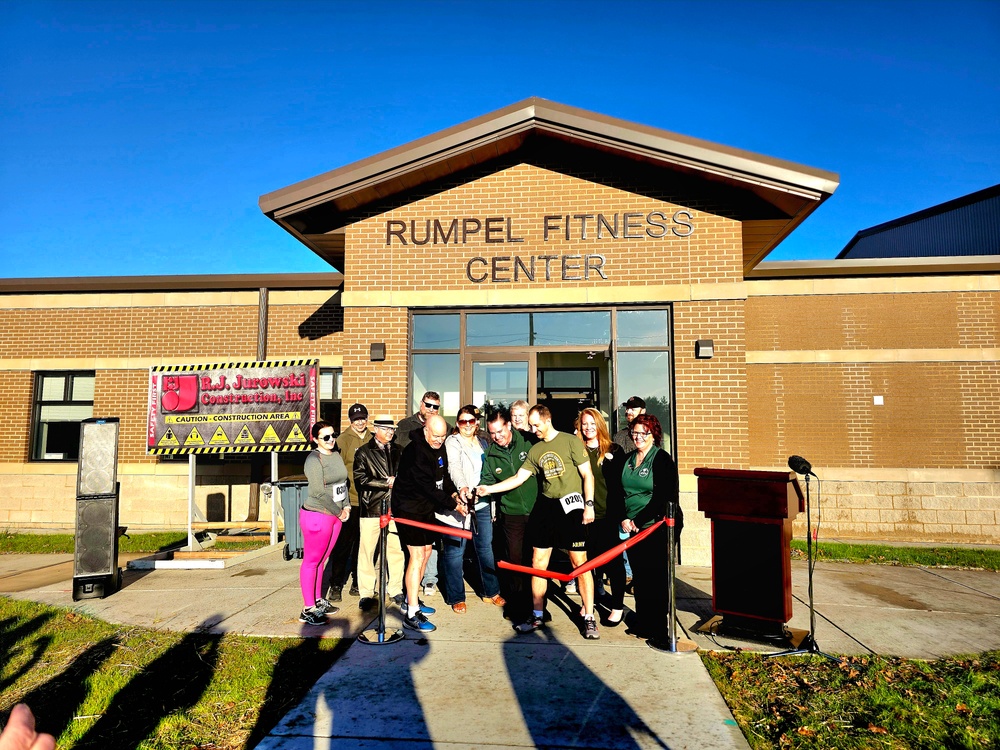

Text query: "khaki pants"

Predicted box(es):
[358, 516, 405, 599]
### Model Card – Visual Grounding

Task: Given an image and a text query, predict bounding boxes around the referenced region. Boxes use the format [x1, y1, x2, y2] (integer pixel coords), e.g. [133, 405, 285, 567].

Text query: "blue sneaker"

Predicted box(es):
[417, 600, 436, 616]
[403, 610, 437, 632]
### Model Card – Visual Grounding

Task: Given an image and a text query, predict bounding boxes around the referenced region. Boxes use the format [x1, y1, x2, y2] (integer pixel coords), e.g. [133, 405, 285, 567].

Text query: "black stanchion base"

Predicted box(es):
[768, 634, 842, 662]
[696, 614, 807, 647]
[357, 628, 404, 645]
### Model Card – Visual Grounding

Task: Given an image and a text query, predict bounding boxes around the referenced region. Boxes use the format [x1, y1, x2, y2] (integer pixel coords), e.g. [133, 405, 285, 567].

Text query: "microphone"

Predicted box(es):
[788, 455, 816, 477]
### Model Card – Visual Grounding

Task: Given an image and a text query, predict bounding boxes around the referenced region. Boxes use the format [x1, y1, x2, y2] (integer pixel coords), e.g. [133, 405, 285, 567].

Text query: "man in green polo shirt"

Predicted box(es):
[477, 404, 599, 640]
[481, 406, 538, 625]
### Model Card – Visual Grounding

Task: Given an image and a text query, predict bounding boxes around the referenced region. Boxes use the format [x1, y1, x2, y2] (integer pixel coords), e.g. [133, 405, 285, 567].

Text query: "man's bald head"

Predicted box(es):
[423, 414, 449, 449]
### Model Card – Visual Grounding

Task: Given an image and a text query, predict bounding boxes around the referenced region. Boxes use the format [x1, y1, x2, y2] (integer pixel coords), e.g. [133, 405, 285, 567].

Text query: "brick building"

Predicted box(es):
[2, 99, 997, 565]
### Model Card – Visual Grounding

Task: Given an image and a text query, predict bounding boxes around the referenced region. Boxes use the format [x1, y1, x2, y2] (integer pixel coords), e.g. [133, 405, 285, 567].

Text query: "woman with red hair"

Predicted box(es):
[607, 413, 682, 648]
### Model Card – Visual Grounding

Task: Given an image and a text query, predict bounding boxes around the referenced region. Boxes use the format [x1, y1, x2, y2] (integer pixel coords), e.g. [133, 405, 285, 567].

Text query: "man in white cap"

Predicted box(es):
[353, 415, 405, 610]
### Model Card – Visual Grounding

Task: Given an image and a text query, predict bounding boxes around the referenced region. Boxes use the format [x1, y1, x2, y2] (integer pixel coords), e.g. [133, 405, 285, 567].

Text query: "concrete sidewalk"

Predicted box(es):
[4, 546, 1000, 748]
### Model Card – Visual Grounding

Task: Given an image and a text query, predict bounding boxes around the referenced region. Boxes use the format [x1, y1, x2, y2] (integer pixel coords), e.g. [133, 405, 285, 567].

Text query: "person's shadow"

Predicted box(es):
[252, 625, 431, 747]
[71, 617, 222, 749]
[502, 627, 670, 749]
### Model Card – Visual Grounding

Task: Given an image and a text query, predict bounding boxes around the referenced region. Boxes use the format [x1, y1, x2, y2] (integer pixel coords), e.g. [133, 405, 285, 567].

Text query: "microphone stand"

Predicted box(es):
[771, 471, 839, 661]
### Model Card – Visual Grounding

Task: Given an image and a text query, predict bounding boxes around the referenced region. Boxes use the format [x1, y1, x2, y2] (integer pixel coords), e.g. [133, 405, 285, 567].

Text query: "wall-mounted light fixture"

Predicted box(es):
[370, 343, 386, 362]
[695, 339, 714, 359]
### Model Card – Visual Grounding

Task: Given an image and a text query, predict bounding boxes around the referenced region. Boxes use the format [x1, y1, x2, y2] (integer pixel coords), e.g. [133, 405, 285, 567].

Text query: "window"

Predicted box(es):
[32, 371, 95, 461]
[319, 367, 342, 426]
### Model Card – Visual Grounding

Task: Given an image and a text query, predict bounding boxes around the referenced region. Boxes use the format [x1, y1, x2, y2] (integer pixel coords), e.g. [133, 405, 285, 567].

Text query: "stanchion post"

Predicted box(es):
[358, 497, 403, 645]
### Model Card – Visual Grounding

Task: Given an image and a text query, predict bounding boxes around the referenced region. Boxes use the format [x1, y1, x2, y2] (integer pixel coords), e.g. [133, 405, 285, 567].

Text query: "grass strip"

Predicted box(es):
[1, 532, 189, 555]
[702, 650, 1000, 749]
[791, 540, 1000, 571]
[1, 597, 344, 750]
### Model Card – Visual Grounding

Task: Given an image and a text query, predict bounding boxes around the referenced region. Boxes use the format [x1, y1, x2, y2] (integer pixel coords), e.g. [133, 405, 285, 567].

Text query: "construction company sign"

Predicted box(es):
[147, 360, 318, 455]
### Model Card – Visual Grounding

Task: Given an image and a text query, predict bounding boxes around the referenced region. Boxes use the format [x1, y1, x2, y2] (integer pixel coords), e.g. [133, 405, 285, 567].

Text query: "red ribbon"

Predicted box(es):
[498, 517, 670, 581]
[391, 514, 473, 540]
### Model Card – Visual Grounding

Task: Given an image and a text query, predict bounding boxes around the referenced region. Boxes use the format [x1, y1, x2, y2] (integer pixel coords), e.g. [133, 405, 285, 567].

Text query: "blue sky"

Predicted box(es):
[2, 0, 998, 278]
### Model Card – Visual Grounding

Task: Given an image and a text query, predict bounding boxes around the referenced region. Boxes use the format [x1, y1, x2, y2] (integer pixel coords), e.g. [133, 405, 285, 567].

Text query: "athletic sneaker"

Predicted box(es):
[327, 586, 343, 603]
[349, 582, 360, 596]
[423, 583, 437, 597]
[564, 579, 578, 595]
[298, 607, 326, 626]
[403, 610, 437, 632]
[314, 598, 339, 616]
[515, 614, 545, 633]
[583, 618, 600, 640]
[417, 600, 436, 615]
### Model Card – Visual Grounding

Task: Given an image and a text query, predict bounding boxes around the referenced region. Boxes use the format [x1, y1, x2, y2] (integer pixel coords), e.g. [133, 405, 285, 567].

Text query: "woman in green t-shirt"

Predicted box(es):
[607, 414, 682, 647]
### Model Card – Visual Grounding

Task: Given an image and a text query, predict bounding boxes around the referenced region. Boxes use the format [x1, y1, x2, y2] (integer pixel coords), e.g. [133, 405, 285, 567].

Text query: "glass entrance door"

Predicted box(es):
[468, 356, 531, 414]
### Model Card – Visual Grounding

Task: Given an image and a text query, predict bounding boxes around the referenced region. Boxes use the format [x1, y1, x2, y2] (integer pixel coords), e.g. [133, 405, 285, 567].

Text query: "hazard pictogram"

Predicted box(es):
[260, 424, 281, 444]
[184, 427, 205, 446]
[209, 426, 230, 445]
[158, 428, 180, 447]
[234, 425, 256, 444]
[286, 424, 307, 443]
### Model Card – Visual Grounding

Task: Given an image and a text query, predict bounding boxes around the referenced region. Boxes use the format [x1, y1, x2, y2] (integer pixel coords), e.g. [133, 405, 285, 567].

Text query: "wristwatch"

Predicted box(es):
[584, 499, 595, 507]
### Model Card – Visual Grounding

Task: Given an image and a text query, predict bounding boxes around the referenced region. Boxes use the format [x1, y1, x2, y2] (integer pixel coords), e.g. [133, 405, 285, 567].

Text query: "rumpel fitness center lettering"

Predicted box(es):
[386, 210, 695, 283]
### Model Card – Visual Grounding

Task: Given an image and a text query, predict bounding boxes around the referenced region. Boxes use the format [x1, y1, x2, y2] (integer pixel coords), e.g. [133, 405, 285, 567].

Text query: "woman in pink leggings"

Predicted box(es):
[298, 421, 351, 626]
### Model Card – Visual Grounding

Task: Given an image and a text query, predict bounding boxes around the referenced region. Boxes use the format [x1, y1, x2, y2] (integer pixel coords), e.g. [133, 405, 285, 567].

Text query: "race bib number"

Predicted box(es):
[559, 492, 585, 514]
[331, 481, 348, 501]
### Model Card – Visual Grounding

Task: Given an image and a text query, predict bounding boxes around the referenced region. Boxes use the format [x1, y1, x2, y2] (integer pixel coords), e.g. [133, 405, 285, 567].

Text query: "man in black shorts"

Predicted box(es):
[392, 414, 466, 632]
[477, 405, 599, 639]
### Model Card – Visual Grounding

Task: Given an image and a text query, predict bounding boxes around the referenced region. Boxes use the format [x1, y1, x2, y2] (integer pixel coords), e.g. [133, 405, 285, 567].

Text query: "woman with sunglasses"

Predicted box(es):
[440, 405, 505, 613]
[298, 420, 351, 626]
[607, 413, 682, 647]
[577, 408, 627, 626]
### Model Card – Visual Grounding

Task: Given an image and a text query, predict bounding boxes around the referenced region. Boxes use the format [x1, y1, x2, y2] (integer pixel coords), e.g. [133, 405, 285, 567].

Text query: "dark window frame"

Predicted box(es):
[30, 370, 96, 462]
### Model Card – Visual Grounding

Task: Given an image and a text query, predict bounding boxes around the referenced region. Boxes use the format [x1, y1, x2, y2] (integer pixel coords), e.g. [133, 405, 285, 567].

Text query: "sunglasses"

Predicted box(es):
[423, 401, 440, 410]
[318, 434, 336, 442]
[457, 417, 477, 426]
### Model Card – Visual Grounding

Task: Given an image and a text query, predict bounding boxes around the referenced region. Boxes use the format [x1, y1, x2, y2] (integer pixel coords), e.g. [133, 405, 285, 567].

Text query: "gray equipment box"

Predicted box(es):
[276, 477, 308, 560]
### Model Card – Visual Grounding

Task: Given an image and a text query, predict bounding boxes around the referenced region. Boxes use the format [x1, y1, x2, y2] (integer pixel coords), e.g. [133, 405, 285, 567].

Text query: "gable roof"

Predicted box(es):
[837, 183, 1000, 260]
[260, 97, 839, 274]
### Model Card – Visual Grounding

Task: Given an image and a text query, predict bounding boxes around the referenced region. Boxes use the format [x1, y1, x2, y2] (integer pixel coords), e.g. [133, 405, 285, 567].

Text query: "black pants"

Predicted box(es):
[628, 523, 670, 639]
[495, 512, 531, 622]
[585, 517, 627, 610]
[322, 508, 359, 592]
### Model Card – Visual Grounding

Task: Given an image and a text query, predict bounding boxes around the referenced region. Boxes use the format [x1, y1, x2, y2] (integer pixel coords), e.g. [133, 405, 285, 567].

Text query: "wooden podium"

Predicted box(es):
[694, 468, 804, 628]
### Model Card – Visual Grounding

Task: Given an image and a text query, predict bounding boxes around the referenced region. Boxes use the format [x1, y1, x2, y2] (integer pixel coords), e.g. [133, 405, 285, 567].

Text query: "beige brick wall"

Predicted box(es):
[788, 475, 999, 545]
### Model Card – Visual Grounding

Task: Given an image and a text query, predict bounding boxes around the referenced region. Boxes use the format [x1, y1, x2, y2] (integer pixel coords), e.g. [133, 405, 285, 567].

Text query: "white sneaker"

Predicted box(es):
[422, 583, 437, 597]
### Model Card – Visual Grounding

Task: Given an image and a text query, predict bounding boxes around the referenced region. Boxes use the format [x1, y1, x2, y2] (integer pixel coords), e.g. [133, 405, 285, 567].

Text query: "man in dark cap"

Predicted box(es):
[612, 396, 646, 453]
[323, 402, 369, 601]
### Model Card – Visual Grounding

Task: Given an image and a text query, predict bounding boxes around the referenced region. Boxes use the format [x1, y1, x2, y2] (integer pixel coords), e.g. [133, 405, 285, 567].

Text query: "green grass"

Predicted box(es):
[702, 650, 1000, 749]
[791, 540, 1000, 572]
[0, 531, 188, 555]
[1, 597, 345, 750]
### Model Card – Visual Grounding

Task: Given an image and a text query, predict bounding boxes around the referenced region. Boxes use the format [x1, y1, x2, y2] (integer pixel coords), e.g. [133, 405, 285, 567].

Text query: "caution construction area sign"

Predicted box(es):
[146, 360, 318, 455]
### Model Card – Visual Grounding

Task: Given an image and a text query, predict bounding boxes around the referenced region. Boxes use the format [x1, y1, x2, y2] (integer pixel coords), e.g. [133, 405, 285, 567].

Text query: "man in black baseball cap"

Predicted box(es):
[612, 396, 646, 452]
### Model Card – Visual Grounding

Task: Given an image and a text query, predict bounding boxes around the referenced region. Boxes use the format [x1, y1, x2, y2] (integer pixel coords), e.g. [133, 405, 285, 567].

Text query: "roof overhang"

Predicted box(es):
[260, 98, 839, 274]
[0, 272, 345, 295]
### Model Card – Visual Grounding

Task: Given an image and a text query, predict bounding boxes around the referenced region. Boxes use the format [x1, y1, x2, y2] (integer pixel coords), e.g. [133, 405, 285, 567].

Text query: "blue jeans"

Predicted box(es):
[440, 504, 499, 604]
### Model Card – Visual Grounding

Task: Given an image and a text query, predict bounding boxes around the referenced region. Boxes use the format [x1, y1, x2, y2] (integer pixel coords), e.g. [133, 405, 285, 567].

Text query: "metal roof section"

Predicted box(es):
[748, 255, 1000, 280]
[259, 98, 839, 274]
[837, 184, 1000, 260]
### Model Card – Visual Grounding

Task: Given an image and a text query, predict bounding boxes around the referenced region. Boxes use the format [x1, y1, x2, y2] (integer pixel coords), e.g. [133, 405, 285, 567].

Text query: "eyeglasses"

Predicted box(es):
[318, 434, 336, 442]
[630, 431, 650, 439]
[423, 401, 440, 410]
[457, 418, 477, 426]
